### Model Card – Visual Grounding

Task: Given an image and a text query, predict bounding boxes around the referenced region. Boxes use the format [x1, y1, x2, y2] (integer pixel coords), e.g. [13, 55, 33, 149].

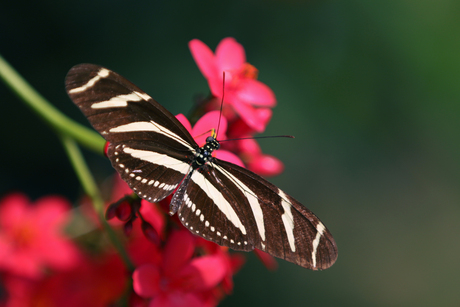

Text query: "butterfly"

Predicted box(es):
[65, 64, 337, 270]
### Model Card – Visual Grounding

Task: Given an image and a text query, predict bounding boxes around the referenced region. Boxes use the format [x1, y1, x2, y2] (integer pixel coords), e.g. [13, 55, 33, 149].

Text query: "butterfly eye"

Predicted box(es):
[206, 136, 215, 143]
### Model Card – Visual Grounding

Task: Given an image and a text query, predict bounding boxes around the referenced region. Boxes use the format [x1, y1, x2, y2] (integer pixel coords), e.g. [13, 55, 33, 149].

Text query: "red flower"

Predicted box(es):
[133, 229, 227, 307]
[125, 204, 164, 267]
[253, 249, 278, 271]
[2, 253, 127, 307]
[235, 138, 284, 177]
[31, 253, 126, 307]
[220, 119, 284, 177]
[0, 193, 80, 279]
[195, 238, 245, 295]
[189, 37, 276, 132]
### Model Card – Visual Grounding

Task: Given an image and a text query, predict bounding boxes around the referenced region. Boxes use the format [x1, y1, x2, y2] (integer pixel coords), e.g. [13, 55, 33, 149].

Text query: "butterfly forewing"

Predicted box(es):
[66, 64, 338, 270]
[66, 64, 198, 203]
[65, 64, 197, 151]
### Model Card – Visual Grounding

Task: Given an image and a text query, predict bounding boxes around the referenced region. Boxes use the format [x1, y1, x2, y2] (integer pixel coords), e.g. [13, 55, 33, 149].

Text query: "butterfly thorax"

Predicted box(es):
[192, 136, 220, 169]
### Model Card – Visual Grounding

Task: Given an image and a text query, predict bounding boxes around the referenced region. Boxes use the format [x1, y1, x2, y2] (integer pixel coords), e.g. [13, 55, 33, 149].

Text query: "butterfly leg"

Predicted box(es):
[169, 171, 194, 215]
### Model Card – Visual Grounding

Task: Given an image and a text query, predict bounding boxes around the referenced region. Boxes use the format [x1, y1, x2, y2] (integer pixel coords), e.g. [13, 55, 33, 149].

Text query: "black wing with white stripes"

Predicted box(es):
[66, 64, 197, 202]
[65, 64, 338, 270]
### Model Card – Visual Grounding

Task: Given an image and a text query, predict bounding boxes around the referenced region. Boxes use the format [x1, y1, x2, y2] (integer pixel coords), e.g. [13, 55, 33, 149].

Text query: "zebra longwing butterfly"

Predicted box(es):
[65, 64, 337, 270]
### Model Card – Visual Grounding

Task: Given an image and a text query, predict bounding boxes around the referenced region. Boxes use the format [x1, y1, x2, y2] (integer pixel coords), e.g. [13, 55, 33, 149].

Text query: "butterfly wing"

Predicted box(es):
[66, 64, 197, 202]
[177, 158, 337, 270]
[176, 165, 256, 252]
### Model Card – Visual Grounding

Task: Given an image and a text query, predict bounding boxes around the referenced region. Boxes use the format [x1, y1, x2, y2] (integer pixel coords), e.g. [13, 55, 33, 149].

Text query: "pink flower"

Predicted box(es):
[195, 237, 245, 295]
[104, 174, 165, 244]
[176, 111, 244, 167]
[2, 253, 127, 307]
[133, 230, 227, 307]
[189, 37, 276, 132]
[0, 193, 80, 279]
[235, 138, 284, 177]
[31, 253, 126, 307]
[221, 120, 284, 177]
[253, 249, 278, 271]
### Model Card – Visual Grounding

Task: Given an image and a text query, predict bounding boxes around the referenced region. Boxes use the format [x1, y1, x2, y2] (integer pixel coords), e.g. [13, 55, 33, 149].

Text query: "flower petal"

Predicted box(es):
[191, 111, 227, 146]
[236, 79, 276, 107]
[133, 264, 161, 298]
[175, 113, 192, 134]
[248, 154, 284, 177]
[0, 193, 80, 278]
[221, 253, 246, 294]
[226, 119, 256, 138]
[253, 107, 273, 128]
[140, 201, 166, 240]
[214, 150, 245, 168]
[253, 249, 278, 270]
[34, 195, 71, 228]
[176, 254, 227, 291]
[189, 39, 218, 81]
[150, 292, 203, 307]
[230, 102, 272, 133]
[215, 37, 246, 72]
[162, 230, 195, 279]
[35, 233, 81, 271]
[126, 222, 162, 266]
[0, 193, 29, 228]
[238, 138, 262, 156]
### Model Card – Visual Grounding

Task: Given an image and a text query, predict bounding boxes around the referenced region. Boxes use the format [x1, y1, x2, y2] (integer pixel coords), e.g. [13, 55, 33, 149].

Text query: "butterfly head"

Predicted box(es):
[205, 135, 220, 151]
[203, 128, 220, 151]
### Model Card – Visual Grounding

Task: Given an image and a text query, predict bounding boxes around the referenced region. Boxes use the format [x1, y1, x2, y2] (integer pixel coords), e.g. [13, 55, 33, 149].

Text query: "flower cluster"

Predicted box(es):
[189, 37, 283, 177]
[107, 175, 245, 307]
[0, 193, 126, 307]
[1, 37, 281, 307]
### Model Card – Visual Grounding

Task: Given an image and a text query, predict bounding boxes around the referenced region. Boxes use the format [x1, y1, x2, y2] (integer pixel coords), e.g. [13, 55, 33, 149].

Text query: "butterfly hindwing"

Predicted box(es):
[208, 159, 337, 270]
[177, 165, 258, 252]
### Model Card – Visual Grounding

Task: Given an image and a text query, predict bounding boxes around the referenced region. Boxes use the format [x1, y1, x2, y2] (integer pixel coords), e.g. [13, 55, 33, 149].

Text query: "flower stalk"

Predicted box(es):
[0, 54, 105, 153]
[59, 134, 135, 271]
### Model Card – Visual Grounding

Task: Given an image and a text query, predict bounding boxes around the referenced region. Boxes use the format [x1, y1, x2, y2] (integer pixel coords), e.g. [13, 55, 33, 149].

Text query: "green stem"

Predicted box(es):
[0, 54, 104, 153]
[60, 134, 135, 271]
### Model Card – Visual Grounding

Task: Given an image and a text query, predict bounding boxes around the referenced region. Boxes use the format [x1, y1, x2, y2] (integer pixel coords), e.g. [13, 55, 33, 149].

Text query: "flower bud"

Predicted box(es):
[115, 201, 132, 222]
[141, 221, 160, 245]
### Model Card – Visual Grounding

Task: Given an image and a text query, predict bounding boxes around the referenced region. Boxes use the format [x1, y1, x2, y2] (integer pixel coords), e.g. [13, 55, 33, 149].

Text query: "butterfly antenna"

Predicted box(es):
[219, 135, 295, 143]
[215, 71, 225, 139]
[195, 129, 214, 139]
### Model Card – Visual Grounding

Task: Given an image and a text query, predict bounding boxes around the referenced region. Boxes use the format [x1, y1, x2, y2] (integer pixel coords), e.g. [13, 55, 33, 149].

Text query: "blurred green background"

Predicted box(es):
[2, 0, 460, 306]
